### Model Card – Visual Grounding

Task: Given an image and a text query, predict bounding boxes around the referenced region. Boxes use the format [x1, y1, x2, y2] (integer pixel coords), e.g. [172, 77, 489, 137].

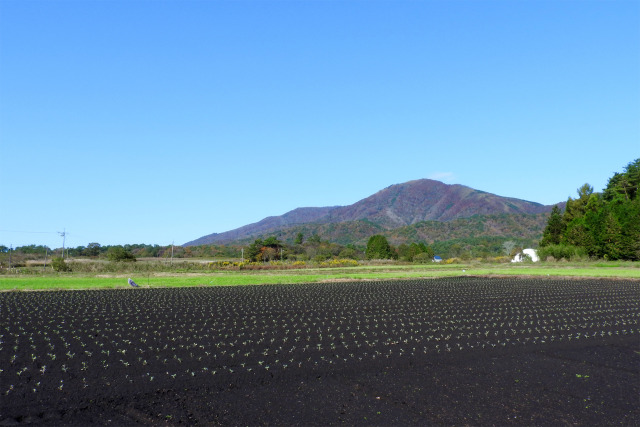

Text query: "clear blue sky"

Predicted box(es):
[1, 0, 638, 249]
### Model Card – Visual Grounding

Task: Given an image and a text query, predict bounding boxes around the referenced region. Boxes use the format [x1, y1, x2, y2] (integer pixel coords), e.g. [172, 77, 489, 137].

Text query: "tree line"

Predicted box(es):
[243, 233, 436, 263]
[540, 159, 639, 261]
[2, 232, 538, 269]
[1, 243, 241, 259]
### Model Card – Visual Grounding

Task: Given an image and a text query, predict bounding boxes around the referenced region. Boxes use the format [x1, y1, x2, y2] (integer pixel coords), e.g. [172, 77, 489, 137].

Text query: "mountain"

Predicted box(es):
[185, 206, 339, 246]
[184, 179, 559, 246]
[196, 213, 551, 248]
[318, 179, 550, 226]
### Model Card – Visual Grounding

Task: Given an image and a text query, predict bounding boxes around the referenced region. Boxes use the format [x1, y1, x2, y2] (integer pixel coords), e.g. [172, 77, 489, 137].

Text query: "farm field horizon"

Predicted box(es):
[1, 261, 639, 291]
[0, 276, 638, 425]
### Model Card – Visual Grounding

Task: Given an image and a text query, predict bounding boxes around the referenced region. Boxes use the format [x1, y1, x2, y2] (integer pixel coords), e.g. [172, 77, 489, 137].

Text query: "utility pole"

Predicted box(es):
[170, 241, 174, 267]
[8, 244, 11, 271]
[43, 247, 48, 271]
[241, 248, 244, 263]
[58, 229, 66, 259]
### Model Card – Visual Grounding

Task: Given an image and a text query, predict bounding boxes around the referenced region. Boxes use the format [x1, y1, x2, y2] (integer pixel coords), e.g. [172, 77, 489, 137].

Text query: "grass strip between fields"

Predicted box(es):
[1, 264, 639, 290]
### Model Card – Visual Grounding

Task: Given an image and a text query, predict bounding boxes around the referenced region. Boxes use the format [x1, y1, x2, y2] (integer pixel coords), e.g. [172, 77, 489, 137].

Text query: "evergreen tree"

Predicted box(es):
[540, 205, 565, 246]
[366, 235, 394, 259]
[601, 209, 623, 260]
[540, 158, 639, 261]
[563, 183, 593, 226]
[603, 159, 639, 202]
[611, 196, 640, 260]
[246, 239, 264, 262]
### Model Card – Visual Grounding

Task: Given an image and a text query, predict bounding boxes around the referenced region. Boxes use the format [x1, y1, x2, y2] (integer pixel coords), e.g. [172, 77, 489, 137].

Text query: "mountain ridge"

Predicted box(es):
[184, 179, 560, 246]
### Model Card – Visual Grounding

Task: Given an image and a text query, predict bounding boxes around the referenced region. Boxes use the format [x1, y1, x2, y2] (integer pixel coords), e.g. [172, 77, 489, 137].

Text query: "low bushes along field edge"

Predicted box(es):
[0, 262, 639, 291]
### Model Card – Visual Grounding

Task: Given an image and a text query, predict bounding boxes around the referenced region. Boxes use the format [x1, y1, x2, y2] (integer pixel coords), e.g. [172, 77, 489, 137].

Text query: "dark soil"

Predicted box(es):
[0, 278, 638, 425]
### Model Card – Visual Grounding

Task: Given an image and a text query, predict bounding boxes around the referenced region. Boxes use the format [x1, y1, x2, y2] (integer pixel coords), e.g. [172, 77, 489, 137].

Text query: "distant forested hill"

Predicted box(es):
[185, 179, 560, 247]
[215, 213, 550, 249]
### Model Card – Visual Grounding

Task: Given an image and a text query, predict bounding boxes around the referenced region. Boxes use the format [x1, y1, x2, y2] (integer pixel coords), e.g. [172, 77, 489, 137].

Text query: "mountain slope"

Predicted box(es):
[206, 213, 550, 247]
[186, 206, 338, 246]
[184, 179, 558, 246]
[320, 179, 549, 227]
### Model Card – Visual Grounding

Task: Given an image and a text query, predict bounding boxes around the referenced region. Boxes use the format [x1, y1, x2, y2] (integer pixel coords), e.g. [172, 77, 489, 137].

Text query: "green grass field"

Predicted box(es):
[1, 261, 638, 291]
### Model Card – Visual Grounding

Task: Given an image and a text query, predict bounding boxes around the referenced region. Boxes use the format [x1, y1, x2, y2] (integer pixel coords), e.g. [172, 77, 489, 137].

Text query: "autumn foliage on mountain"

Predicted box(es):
[186, 180, 557, 248]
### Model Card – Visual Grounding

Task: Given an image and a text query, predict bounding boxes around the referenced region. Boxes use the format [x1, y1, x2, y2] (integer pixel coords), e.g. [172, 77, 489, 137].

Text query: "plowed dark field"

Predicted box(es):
[1, 277, 638, 425]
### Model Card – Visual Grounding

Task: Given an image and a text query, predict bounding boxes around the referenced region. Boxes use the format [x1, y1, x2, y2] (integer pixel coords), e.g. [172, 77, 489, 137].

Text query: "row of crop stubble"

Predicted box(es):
[0, 277, 638, 408]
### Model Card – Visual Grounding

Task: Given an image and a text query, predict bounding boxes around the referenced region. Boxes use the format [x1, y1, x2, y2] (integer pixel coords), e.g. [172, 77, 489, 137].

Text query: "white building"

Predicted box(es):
[512, 248, 539, 263]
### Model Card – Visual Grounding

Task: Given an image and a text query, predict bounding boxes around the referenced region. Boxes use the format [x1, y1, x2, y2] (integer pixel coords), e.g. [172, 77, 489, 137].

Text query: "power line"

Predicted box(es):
[0, 229, 58, 234]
